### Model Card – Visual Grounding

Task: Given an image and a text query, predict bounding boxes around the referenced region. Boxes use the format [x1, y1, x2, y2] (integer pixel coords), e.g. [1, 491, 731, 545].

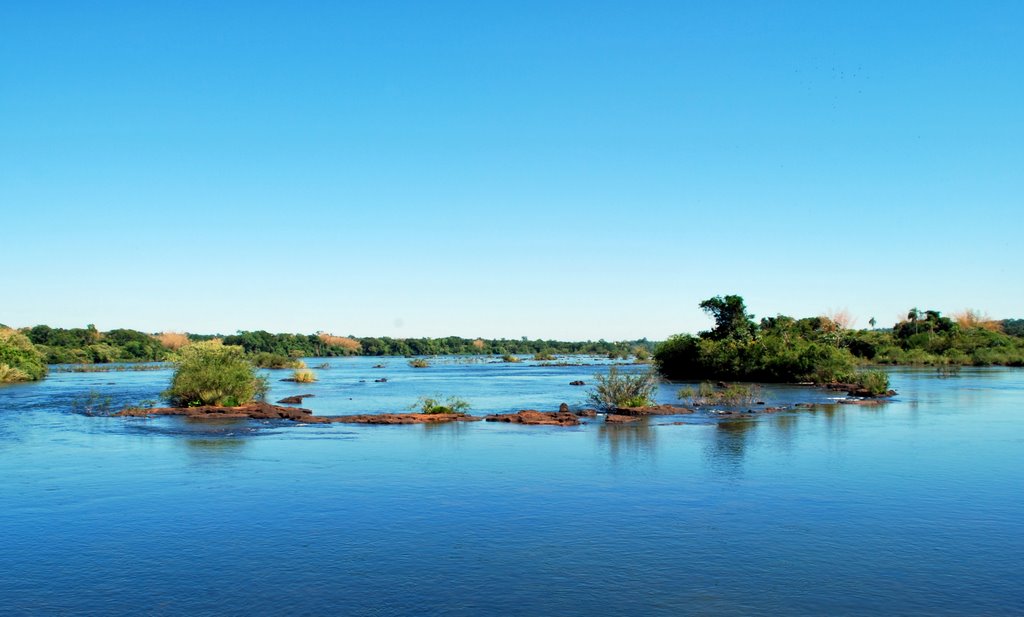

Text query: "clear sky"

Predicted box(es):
[2, 1, 1021, 340]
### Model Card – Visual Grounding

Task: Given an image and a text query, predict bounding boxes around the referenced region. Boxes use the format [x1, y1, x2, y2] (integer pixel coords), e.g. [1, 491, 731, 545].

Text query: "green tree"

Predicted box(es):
[699, 294, 756, 341]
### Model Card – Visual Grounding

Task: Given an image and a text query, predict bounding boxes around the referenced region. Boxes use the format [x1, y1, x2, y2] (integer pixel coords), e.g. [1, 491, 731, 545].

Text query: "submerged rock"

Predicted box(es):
[826, 382, 898, 398]
[569, 381, 586, 386]
[605, 414, 641, 423]
[276, 394, 315, 405]
[613, 404, 694, 416]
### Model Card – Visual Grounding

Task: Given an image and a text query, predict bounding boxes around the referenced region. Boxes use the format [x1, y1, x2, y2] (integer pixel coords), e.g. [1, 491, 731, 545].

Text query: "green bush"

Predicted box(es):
[413, 395, 471, 414]
[587, 367, 658, 410]
[0, 328, 48, 382]
[408, 358, 430, 368]
[163, 341, 267, 407]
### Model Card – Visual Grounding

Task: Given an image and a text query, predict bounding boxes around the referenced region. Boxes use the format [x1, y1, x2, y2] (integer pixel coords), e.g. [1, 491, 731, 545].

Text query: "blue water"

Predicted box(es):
[1, 359, 1022, 616]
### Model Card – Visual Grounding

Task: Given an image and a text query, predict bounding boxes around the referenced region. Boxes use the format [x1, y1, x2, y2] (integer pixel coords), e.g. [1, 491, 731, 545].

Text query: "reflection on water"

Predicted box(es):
[766, 412, 799, 453]
[419, 419, 473, 442]
[597, 420, 657, 465]
[808, 403, 847, 440]
[185, 437, 247, 455]
[703, 419, 756, 476]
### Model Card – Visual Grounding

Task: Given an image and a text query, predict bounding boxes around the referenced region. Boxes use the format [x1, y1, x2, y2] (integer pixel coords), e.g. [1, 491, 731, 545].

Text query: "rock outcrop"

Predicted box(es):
[117, 402, 327, 423]
[329, 413, 481, 424]
[484, 410, 580, 426]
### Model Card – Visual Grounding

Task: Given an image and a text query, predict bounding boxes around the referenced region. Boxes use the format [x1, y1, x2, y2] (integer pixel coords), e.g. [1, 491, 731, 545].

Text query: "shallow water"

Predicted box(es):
[1, 359, 1022, 616]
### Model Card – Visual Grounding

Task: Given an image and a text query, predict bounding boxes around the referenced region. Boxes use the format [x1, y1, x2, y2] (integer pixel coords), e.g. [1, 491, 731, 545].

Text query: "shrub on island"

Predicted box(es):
[163, 340, 268, 407]
[849, 370, 890, 396]
[587, 367, 658, 410]
[413, 395, 471, 415]
[291, 369, 317, 383]
[678, 382, 761, 407]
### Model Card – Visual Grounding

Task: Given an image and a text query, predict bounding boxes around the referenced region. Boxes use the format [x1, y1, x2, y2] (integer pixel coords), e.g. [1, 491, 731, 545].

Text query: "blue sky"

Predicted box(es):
[2, 1, 1021, 340]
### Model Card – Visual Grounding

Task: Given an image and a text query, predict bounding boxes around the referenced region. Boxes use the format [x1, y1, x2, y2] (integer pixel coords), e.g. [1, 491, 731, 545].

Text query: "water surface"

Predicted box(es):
[1, 359, 1022, 615]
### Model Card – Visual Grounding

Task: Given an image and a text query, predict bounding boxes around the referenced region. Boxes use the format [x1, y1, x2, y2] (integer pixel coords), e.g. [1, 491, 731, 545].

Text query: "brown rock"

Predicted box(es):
[329, 413, 481, 424]
[116, 402, 327, 423]
[559, 403, 570, 413]
[569, 381, 586, 386]
[576, 409, 598, 417]
[613, 404, 694, 416]
[484, 410, 580, 426]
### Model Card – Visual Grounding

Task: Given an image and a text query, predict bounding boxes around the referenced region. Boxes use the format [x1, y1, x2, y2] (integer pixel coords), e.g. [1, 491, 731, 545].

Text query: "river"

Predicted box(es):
[1, 358, 1021, 615]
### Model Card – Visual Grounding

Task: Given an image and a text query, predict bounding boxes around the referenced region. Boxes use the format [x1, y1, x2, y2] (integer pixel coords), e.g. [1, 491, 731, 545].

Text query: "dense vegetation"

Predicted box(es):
[12, 323, 654, 367]
[655, 295, 868, 384]
[656, 296, 1024, 389]
[163, 341, 267, 407]
[222, 331, 655, 358]
[849, 310, 1024, 366]
[26, 325, 168, 364]
[0, 328, 48, 382]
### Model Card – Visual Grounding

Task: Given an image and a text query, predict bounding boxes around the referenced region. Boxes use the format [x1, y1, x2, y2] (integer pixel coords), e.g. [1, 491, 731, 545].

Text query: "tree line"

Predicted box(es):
[654, 295, 1024, 391]
[13, 324, 654, 365]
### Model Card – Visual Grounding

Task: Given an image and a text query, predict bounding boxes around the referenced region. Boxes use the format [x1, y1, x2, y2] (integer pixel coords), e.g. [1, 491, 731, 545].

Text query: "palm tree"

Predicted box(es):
[908, 308, 920, 334]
